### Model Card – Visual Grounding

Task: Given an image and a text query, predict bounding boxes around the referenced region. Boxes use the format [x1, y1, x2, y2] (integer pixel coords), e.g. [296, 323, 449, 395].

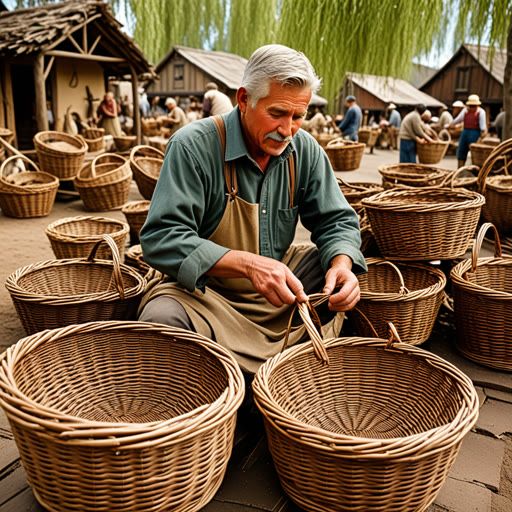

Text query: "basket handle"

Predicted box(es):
[371, 259, 409, 295]
[336, 178, 371, 192]
[470, 222, 502, 274]
[86, 234, 125, 299]
[281, 293, 330, 364]
[437, 166, 478, 190]
[351, 306, 380, 337]
[0, 154, 41, 180]
[476, 139, 512, 193]
[385, 323, 402, 349]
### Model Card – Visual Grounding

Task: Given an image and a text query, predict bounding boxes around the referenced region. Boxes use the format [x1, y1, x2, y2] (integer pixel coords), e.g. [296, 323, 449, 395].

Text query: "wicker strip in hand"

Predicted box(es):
[253, 300, 478, 512]
[450, 222, 512, 370]
[0, 320, 245, 512]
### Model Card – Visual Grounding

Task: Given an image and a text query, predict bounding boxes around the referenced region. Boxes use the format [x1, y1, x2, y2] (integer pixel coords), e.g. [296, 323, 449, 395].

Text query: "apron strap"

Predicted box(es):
[212, 114, 296, 207]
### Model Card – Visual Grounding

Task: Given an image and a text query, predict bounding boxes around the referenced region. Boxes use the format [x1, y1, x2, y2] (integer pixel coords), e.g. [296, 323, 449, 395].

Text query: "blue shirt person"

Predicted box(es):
[337, 95, 362, 141]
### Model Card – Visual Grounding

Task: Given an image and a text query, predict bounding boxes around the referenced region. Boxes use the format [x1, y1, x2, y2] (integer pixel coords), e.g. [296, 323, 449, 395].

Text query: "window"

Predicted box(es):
[456, 66, 471, 92]
[174, 64, 184, 89]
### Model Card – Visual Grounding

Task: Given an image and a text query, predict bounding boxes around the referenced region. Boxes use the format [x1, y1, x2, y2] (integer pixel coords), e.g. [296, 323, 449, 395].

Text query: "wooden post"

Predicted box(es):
[2, 61, 17, 147]
[33, 54, 49, 133]
[130, 64, 141, 144]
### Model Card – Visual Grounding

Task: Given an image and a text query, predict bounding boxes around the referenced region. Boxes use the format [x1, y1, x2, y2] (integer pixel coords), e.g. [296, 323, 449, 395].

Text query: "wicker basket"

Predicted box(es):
[141, 118, 160, 136]
[34, 130, 88, 179]
[79, 133, 104, 153]
[130, 145, 164, 200]
[362, 188, 485, 261]
[325, 138, 366, 172]
[379, 163, 451, 189]
[125, 243, 150, 275]
[451, 223, 512, 371]
[353, 258, 446, 345]
[45, 215, 129, 260]
[114, 135, 137, 152]
[253, 300, 478, 512]
[83, 127, 105, 139]
[74, 154, 132, 211]
[0, 320, 245, 512]
[6, 235, 145, 335]
[337, 179, 383, 213]
[357, 127, 381, 148]
[0, 155, 59, 218]
[122, 200, 151, 245]
[416, 140, 449, 164]
[469, 142, 495, 167]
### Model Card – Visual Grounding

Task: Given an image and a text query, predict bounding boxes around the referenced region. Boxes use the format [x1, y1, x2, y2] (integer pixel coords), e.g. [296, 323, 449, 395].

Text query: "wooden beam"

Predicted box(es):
[45, 14, 102, 52]
[89, 34, 102, 55]
[45, 50, 126, 63]
[83, 24, 88, 54]
[130, 64, 141, 144]
[2, 62, 18, 147]
[33, 54, 49, 133]
[43, 56, 55, 81]
[67, 33, 85, 54]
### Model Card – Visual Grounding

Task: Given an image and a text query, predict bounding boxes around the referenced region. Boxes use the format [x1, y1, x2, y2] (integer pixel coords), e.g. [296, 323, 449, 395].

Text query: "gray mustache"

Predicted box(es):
[264, 130, 292, 142]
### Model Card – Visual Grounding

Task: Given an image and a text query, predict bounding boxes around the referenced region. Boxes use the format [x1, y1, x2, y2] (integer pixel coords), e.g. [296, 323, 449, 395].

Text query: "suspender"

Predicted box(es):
[211, 115, 296, 208]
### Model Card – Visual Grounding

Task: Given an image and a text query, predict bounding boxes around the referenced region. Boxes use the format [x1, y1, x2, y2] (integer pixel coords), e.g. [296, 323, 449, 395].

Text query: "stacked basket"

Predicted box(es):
[379, 163, 451, 189]
[74, 153, 132, 211]
[122, 200, 151, 245]
[325, 138, 366, 172]
[0, 155, 59, 218]
[130, 145, 165, 199]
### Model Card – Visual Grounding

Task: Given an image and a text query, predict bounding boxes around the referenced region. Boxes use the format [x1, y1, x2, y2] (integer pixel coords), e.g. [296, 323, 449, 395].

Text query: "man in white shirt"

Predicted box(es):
[202, 82, 234, 117]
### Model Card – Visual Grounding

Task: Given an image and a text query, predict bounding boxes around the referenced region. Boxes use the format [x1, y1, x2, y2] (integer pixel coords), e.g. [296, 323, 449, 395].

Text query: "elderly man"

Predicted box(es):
[139, 44, 366, 373]
[398, 104, 435, 163]
[337, 95, 362, 141]
[164, 97, 188, 135]
[202, 82, 234, 117]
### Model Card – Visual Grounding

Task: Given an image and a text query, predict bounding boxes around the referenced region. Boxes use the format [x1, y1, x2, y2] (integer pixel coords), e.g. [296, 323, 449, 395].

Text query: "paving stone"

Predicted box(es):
[433, 477, 492, 512]
[475, 386, 487, 409]
[476, 399, 512, 437]
[448, 431, 504, 491]
[0, 486, 46, 512]
[484, 388, 512, 405]
[491, 493, 512, 512]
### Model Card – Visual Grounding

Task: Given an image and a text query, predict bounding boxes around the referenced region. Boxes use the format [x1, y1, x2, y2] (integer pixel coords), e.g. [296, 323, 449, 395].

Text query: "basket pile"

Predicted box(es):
[337, 178, 383, 213]
[362, 187, 485, 260]
[74, 153, 132, 211]
[122, 200, 151, 245]
[451, 223, 512, 371]
[417, 140, 450, 165]
[325, 138, 366, 172]
[354, 258, 446, 345]
[0, 320, 245, 512]
[253, 300, 478, 512]
[45, 215, 129, 259]
[357, 127, 381, 148]
[5, 235, 145, 335]
[379, 163, 451, 189]
[130, 145, 165, 199]
[0, 155, 59, 218]
[34, 130, 88, 179]
[114, 135, 137, 152]
[141, 118, 160, 136]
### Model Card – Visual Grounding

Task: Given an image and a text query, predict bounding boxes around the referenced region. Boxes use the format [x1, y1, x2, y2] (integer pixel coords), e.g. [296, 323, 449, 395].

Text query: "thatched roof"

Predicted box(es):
[0, 0, 153, 77]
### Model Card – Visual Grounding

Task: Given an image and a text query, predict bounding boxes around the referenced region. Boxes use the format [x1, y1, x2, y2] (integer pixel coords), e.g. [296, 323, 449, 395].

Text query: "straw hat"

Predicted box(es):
[466, 94, 481, 106]
[388, 103, 397, 110]
[452, 101, 464, 108]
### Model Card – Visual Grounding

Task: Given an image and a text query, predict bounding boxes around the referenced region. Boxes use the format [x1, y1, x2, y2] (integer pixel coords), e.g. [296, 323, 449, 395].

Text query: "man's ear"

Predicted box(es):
[237, 87, 249, 114]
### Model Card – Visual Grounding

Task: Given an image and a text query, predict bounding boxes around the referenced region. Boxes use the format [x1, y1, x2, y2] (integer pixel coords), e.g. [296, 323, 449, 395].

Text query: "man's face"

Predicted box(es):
[237, 81, 311, 158]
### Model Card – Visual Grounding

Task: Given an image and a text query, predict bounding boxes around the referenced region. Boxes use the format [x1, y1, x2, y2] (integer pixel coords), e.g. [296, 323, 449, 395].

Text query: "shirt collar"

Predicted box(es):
[223, 106, 294, 164]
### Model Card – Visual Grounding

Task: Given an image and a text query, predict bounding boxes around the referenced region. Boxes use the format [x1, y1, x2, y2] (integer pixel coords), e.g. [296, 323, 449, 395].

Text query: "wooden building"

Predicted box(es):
[145, 45, 328, 110]
[337, 72, 445, 123]
[0, 0, 154, 149]
[420, 44, 505, 122]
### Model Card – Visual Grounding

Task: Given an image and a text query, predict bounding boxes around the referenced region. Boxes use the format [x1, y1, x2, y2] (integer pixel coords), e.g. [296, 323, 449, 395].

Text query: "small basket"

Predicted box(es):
[114, 135, 137, 152]
[362, 187, 485, 261]
[74, 154, 132, 211]
[354, 258, 446, 345]
[34, 130, 88, 179]
[357, 127, 381, 148]
[125, 244, 150, 275]
[83, 127, 105, 139]
[5, 235, 146, 335]
[141, 118, 160, 136]
[130, 145, 164, 200]
[0, 320, 245, 512]
[325, 138, 366, 172]
[0, 155, 59, 218]
[45, 215, 129, 259]
[379, 163, 451, 189]
[253, 299, 478, 512]
[469, 142, 495, 167]
[337, 178, 383, 213]
[313, 132, 339, 148]
[417, 140, 449, 164]
[122, 200, 151, 245]
[79, 133, 104, 153]
[451, 223, 512, 371]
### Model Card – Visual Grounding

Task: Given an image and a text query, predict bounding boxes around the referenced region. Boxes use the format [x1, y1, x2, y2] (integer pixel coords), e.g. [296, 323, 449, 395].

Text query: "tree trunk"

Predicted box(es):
[504, 14, 512, 141]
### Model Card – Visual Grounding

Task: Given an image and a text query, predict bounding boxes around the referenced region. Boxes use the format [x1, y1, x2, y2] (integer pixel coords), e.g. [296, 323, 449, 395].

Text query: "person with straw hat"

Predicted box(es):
[450, 94, 487, 168]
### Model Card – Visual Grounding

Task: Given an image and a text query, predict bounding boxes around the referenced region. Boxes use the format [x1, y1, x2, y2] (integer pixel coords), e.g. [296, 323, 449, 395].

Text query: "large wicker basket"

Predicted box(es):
[122, 200, 151, 245]
[0, 155, 59, 218]
[325, 138, 366, 172]
[362, 188, 485, 260]
[130, 145, 164, 200]
[353, 258, 446, 345]
[379, 163, 451, 189]
[45, 215, 129, 260]
[5, 235, 146, 335]
[416, 140, 449, 164]
[74, 153, 132, 211]
[450, 223, 512, 371]
[34, 130, 88, 179]
[253, 300, 478, 512]
[0, 320, 245, 512]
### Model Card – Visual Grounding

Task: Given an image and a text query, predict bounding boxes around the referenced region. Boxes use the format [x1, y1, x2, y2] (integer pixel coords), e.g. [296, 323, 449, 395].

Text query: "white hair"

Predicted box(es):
[240, 44, 323, 108]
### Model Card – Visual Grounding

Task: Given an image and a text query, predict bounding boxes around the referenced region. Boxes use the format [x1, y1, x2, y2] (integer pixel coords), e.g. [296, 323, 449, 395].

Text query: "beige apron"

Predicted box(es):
[140, 116, 340, 373]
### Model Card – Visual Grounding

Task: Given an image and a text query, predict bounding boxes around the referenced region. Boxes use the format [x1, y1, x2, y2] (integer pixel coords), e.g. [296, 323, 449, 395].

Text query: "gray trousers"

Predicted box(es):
[138, 248, 332, 335]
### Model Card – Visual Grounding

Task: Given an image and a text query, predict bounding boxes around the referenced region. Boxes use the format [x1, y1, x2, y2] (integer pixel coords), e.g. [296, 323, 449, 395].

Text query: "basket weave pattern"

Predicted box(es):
[130, 145, 164, 200]
[417, 140, 449, 164]
[379, 163, 451, 189]
[0, 321, 245, 512]
[325, 138, 365, 172]
[122, 200, 151, 245]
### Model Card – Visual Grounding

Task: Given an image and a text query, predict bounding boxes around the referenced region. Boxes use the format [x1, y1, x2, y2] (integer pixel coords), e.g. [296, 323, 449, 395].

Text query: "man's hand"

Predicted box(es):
[323, 255, 360, 312]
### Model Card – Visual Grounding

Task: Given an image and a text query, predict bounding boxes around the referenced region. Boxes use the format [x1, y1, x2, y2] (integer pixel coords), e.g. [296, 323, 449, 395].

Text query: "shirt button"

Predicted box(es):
[262, 209, 267, 214]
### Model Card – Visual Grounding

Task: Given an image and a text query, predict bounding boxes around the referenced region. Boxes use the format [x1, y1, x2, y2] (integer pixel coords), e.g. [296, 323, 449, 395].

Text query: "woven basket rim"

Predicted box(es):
[0, 321, 245, 446]
[45, 216, 129, 241]
[34, 130, 88, 153]
[0, 171, 59, 193]
[253, 335, 478, 458]
[74, 169, 132, 188]
[121, 200, 151, 213]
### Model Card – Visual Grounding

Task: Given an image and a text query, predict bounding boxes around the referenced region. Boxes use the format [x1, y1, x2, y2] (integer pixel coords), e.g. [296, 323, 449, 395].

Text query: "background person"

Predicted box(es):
[398, 104, 434, 163]
[202, 82, 234, 117]
[337, 95, 362, 141]
[164, 97, 189, 136]
[96, 91, 123, 137]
